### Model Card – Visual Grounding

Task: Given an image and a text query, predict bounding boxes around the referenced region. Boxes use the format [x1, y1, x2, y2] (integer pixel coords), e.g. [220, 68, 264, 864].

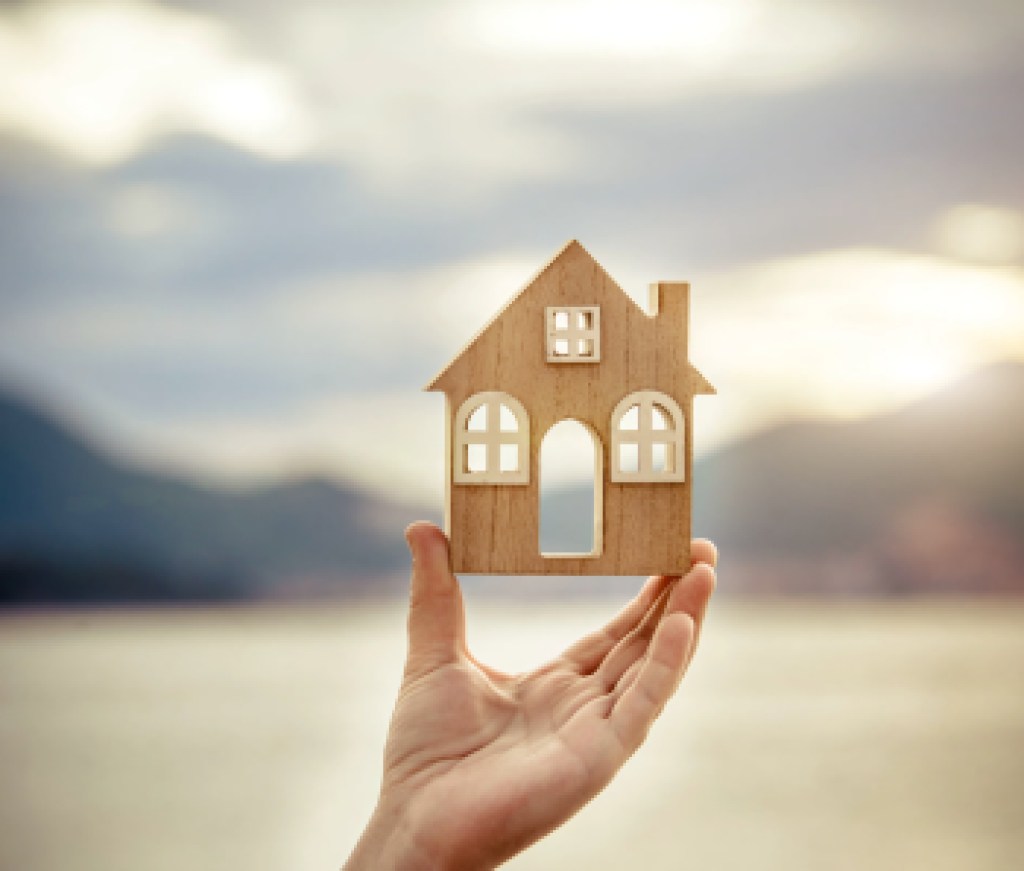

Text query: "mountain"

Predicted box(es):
[0, 393, 432, 603]
[3, 361, 1022, 603]
[547, 362, 1024, 595]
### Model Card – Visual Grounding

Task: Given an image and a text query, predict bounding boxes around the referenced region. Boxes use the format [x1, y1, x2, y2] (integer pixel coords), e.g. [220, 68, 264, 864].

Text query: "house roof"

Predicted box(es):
[425, 239, 714, 394]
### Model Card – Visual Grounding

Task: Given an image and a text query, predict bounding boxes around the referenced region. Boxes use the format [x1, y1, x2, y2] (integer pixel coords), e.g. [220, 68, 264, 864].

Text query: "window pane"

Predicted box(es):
[619, 443, 640, 473]
[499, 404, 518, 432]
[651, 404, 670, 431]
[466, 443, 487, 473]
[554, 339, 570, 356]
[578, 311, 593, 330]
[499, 444, 519, 472]
[619, 404, 639, 430]
[554, 311, 570, 330]
[467, 405, 487, 432]
[652, 442, 674, 473]
[578, 339, 594, 357]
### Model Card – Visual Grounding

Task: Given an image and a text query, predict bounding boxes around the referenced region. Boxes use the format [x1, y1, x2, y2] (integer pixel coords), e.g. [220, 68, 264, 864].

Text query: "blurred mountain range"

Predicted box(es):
[2, 361, 1022, 603]
[696, 360, 1024, 594]
[527, 360, 1024, 596]
[0, 394, 430, 603]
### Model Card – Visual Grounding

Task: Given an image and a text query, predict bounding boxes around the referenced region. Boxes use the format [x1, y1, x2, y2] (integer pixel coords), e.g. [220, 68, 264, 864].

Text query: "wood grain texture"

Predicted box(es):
[427, 240, 714, 575]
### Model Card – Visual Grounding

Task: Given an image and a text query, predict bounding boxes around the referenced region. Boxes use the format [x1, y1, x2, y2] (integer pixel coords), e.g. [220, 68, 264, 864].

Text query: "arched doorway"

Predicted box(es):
[539, 419, 603, 557]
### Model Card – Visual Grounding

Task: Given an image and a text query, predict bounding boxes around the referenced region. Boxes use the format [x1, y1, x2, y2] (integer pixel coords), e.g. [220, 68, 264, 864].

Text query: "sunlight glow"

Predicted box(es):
[691, 248, 1024, 445]
[472, 0, 759, 63]
[465, 0, 870, 96]
[933, 203, 1024, 265]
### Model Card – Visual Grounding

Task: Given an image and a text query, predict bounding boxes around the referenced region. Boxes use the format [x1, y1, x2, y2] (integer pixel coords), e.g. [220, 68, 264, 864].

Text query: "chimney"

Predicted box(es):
[649, 281, 690, 359]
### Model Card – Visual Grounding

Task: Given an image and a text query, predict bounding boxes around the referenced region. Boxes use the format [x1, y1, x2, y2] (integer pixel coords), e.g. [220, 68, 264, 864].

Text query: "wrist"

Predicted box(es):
[343, 800, 444, 871]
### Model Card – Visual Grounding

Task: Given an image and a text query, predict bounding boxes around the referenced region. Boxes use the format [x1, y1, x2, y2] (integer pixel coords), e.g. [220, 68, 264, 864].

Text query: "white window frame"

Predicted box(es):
[611, 391, 685, 483]
[453, 392, 530, 485]
[545, 306, 601, 363]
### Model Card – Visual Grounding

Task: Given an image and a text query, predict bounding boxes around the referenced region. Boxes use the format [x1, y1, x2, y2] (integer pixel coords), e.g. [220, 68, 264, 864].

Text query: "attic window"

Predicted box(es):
[546, 306, 600, 363]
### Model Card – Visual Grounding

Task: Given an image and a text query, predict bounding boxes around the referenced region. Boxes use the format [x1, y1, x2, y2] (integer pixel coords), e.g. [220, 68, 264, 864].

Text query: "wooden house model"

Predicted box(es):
[426, 240, 714, 575]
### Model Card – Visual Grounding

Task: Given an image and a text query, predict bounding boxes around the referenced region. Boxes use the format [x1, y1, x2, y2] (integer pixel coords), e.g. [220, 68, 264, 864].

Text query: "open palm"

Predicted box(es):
[347, 522, 716, 871]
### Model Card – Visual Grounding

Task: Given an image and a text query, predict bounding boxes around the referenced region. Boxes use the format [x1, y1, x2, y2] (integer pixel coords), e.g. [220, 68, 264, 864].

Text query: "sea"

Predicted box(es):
[1, 598, 1022, 871]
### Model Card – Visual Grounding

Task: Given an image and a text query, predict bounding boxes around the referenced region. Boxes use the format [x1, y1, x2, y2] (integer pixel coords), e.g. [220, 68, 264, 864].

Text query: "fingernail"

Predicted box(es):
[405, 522, 431, 563]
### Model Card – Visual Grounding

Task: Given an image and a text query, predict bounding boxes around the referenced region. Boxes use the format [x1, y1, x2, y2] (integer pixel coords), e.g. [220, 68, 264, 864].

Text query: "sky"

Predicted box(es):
[0, 0, 1022, 501]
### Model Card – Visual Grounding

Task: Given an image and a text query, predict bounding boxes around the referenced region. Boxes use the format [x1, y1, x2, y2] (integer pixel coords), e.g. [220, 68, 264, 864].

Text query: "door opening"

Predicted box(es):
[539, 419, 603, 557]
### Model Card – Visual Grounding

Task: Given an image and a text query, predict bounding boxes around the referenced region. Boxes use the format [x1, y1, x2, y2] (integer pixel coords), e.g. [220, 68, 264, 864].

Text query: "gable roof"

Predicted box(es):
[426, 240, 631, 390]
[425, 239, 714, 394]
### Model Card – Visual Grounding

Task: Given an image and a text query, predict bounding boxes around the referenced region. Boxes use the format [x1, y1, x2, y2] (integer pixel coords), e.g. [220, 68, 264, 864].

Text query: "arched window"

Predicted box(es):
[611, 391, 685, 483]
[453, 392, 529, 484]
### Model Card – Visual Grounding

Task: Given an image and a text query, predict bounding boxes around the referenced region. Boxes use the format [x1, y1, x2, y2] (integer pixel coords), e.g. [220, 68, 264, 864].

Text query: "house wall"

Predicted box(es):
[447, 405, 692, 575]
[433, 242, 709, 575]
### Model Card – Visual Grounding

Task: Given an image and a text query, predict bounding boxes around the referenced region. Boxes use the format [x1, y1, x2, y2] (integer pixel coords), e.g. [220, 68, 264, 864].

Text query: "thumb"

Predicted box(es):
[404, 522, 465, 672]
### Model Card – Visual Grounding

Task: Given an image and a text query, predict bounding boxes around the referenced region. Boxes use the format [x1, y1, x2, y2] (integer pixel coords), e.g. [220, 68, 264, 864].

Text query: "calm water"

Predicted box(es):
[1, 599, 1022, 871]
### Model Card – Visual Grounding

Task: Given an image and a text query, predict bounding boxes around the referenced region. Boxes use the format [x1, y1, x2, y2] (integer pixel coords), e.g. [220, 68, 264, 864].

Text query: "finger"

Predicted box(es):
[663, 559, 716, 653]
[560, 539, 717, 674]
[608, 611, 696, 754]
[691, 538, 718, 569]
[592, 585, 671, 689]
[598, 559, 716, 694]
[559, 574, 674, 673]
[404, 522, 465, 674]
[612, 657, 643, 699]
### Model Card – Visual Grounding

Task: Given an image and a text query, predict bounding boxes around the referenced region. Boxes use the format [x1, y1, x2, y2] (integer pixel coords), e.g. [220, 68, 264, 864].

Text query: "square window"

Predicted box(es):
[499, 444, 519, 472]
[619, 443, 640, 474]
[546, 305, 600, 362]
[466, 443, 487, 473]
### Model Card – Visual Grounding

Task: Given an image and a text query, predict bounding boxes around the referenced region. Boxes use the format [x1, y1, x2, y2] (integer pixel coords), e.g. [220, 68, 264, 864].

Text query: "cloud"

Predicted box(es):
[172, 0, 1023, 195]
[0, 248, 549, 423]
[3, 0, 1022, 312]
[0, 135, 418, 304]
[104, 181, 213, 241]
[1, 0, 1023, 495]
[10, 0, 1010, 195]
[8, 38, 1020, 319]
[0, 0, 315, 163]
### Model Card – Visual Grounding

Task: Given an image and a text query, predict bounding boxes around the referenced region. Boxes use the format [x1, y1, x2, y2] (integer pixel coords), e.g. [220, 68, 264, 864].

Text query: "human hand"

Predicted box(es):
[344, 522, 716, 871]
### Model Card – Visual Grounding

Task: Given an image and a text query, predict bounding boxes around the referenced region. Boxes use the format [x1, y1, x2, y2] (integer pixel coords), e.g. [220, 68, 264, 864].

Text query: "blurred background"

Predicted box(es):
[0, 0, 1022, 869]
